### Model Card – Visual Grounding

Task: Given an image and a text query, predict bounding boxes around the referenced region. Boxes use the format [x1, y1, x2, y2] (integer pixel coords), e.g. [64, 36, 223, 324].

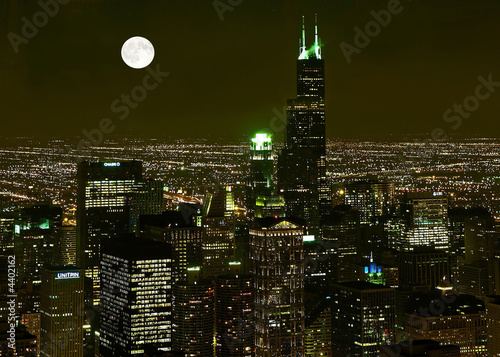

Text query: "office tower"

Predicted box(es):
[250, 217, 305, 356]
[172, 268, 215, 357]
[303, 296, 331, 356]
[55, 225, 77, 266]
[278, 15, 331, 237]
[248, 133, 273, 212]
[485, 295, 500, 356]
[399, 248, 450, 288]
[128, 179, 164, 235]
[215, 262, 254, 357]
[77, 160, 154, 305]
[321, 205, 360, 282]
[330, 281, 396, 356]
[344, 180, 394, 225]
[399, 192, 450, 252]
[14, 204, 62, 285]
[201, 188, 236, 278]
[142, 211, 203, 283]
[380, 340, 460, 357]
[0, 321, 37, 356]
[405, 288, 486, 356]
[40, 267, 84, 357]
[234, 223, 250, 275]
[100, 237, 173, 356]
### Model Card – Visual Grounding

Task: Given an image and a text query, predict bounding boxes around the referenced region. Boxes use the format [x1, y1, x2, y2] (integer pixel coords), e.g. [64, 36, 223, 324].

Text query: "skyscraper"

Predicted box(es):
[330, 281, 396, 356]
[99, 237, 173, 356]
[142, 211, 203, 283]
[278, 15, 331, 237]
[201, 188, 236, 278]
[77, 160, 143, 306]
[399, 192, 450, 252]
[250, 217, 305, 356]
[40, 267, 84, 357]
[215, 262, 255, 357]
[344, 180, 394, 225]
[172, 268, 215, 357]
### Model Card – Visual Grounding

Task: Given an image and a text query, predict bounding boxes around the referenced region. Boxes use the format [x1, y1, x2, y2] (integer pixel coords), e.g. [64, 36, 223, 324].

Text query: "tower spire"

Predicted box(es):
[299, 15, 307, 60]
[315, 13, 321, 59]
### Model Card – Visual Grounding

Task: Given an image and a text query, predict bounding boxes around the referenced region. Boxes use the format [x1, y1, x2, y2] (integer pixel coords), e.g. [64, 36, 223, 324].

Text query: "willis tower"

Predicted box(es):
[278, 15, 331, 236]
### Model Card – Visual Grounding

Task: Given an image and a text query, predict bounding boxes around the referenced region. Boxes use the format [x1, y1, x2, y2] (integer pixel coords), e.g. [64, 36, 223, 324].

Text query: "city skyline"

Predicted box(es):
[1, 2, 500, 356]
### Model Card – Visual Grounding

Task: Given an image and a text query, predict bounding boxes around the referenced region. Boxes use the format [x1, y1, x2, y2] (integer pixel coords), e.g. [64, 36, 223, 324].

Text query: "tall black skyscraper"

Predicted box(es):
[278, 15, 331, 236]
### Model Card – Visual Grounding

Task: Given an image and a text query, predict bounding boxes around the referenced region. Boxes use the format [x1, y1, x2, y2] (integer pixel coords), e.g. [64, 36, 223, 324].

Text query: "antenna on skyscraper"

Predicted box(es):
[299, 15, 307, 59]
[315, 13, 321, 59]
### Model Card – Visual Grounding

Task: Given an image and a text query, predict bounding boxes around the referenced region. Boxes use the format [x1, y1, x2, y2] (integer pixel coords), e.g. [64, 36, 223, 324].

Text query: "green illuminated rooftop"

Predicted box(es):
[251, 133, 272, 151]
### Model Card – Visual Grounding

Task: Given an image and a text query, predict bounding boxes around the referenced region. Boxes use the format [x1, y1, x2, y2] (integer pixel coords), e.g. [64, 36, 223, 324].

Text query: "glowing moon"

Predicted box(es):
[121, 36, 155, 69]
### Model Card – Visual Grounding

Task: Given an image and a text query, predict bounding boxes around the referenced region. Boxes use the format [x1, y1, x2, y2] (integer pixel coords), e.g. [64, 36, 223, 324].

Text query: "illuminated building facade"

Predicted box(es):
[215, 262, 255, 357]
[278, 15, 331, 237]
[330, 281, 396, 356]
[399, 248, 450, 288]
[77, 160, 143, 306]
[250, 217, 305, 357]
[128, 179, 163, 235]
[399, 192, 450, 252]
[304, 297, 331, 357]
[99, 237, 172, 356]
[201, 188, 235, 278]
[405, 290, 487, 356]
[55, 225, 77, 266]
[344, 180, 394, 225]
[14, 204, 62, 286]
[21, 312, 41, 356]
[142, 211, 203, 283]
[248, 133, 273, 215]
[485, 295, 500, 356]
[40, 267, 84, 357]
[172, 268, 215, 357]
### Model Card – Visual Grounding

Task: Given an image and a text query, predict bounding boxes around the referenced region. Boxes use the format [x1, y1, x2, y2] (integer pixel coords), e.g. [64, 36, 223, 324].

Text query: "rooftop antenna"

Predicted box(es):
[315, 13, 321, 59]
[299, 15, 307, 59]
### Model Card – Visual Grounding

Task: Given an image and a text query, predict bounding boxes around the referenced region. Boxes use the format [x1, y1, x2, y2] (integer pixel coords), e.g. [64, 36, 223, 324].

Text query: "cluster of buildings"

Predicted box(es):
[0, 16, 500, 357]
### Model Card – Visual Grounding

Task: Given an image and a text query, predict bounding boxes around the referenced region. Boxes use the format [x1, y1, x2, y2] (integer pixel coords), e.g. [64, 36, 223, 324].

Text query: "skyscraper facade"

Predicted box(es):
[40, 267, 84, 357]
[99, 237, 173, 356]
[77, 160, 143, 306]
[250, 217, 305, 356]
[278, 16, 331, 236]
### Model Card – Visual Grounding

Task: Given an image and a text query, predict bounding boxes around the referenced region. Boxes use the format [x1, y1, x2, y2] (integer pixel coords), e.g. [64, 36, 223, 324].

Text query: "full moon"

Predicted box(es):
[121, 36, 155, 69]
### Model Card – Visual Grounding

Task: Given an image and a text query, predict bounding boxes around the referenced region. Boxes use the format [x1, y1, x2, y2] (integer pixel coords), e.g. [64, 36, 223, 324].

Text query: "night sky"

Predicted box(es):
[1, 0, 499, 141]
